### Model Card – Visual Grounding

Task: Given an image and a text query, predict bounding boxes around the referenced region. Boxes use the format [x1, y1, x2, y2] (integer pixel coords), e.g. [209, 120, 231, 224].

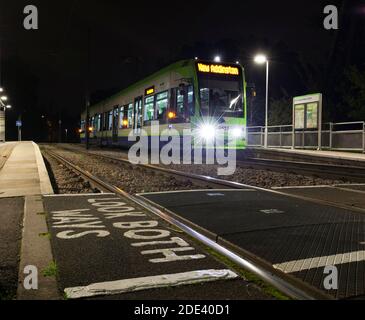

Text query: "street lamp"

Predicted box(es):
[214, 55, 221, 63]
[0, 93, 11, 142]
[254, 54, 269, 148]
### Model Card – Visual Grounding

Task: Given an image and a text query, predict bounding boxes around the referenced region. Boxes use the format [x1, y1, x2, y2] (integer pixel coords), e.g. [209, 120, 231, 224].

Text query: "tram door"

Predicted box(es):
[133, 97, 143, 134]
[112, 106, 119, 143]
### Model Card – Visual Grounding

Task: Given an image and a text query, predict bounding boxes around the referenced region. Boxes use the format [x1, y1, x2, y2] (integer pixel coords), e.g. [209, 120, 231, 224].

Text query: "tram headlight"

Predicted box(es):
[231, 127, 246, 139]
[198, 124, 216, 141]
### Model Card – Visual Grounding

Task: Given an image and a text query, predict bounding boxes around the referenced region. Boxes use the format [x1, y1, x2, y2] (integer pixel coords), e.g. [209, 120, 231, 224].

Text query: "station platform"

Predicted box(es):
[250, 147, 365, 167]
[0, 142, 57, 300]
[0, 141, 53, 198]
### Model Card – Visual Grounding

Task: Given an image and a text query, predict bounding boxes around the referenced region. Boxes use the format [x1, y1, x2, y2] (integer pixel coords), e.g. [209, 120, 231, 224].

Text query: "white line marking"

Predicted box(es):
[137, 189, 256, 196]
[44, 193, 115, 197]
[331, 186, 365, 195]
[273, 184, 365, 191]
[273, 250, 365, 273]
[272, 185, 330, 190]
[64, 269, 238, 299]
[335, 183, 365, 187]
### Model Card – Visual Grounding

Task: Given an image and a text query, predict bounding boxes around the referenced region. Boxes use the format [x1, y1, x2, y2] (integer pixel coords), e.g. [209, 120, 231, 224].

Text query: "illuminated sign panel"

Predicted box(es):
[145, 86, 155, 96]
[197, 63, 240, 76]
[293, 94, 322, 130]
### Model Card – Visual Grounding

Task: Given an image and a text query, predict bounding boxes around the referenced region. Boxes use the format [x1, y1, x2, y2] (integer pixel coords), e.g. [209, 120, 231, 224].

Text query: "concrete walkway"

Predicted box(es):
[0, 142, 58, 300]
[268, 148, 365, 162]
[0, 142, 53, 198]
[0, 142, 16, 171]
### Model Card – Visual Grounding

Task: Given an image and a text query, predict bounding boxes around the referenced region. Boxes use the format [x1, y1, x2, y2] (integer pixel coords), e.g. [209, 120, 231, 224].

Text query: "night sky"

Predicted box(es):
[0, 0, 364, 141]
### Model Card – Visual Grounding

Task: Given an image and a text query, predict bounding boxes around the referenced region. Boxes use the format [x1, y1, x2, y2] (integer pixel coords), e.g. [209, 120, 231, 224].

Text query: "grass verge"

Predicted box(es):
[42, 261, 58, 278]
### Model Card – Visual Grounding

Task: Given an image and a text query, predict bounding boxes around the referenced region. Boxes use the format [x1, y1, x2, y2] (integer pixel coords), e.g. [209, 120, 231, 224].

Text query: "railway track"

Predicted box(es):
[43, 148, 332, 300]
[54, 143, 365, 182]
[46, 145, 365, 215]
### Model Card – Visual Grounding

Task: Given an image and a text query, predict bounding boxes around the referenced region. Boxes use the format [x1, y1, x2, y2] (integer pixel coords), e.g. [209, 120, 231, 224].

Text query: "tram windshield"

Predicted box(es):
[198, 73, 244, 118]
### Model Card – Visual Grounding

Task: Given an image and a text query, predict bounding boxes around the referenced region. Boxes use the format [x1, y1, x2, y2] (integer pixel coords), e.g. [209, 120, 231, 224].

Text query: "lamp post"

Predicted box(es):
[254, 54, 269, 148]
[0, 92, 11, 142]
[0, 104, 4, 142]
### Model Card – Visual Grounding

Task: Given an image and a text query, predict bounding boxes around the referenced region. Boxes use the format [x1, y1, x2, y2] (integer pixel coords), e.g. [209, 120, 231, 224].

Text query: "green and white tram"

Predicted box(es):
[80, 59, 247, 149]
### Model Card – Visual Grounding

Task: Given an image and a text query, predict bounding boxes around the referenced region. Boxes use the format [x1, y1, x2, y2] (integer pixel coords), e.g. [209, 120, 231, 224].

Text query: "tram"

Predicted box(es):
[80, 59, 247, 149]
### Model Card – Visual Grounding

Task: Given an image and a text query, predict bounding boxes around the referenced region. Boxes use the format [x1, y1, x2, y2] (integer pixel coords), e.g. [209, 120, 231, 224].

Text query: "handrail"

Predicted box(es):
[247, 120, 365, 152]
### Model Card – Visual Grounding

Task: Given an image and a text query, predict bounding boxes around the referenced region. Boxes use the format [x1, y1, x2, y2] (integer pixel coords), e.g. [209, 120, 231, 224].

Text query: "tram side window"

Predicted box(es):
[127, 103, 133, 128]
[188, 85, 194, 116]
[97, 114, 102, 131]
[103, 112, 108, 131]
[113, 108, 119, 129]
[144, 96, 155, 125]
[175, 85, 194, 121]
[156, 91, 168, 124]
[200, 88, 210, 116]
[108, 110, 113, 131]
[91, 117, 95, 130]
[81, 120, 85, 131]
[120, 104, 132, 129]
[119, 106, 124, 129]
[177, 90, 184, 117]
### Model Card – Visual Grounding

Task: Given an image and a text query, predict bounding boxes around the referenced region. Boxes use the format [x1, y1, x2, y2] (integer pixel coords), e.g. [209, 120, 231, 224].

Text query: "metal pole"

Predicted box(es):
[85, 28, 91, 150]
[363, 122, 365, 153]
[261, 127, 264, 147]
[58, 118, 62, 143]
[18, 115, 22, 142]
[292, 103, 295, 149]
[317, 94, 323, 150]
[0, 108, 5, 142]
[329, 123, 333, 150]
[279, 126, 282, 148]
[264, 60, 269, 148]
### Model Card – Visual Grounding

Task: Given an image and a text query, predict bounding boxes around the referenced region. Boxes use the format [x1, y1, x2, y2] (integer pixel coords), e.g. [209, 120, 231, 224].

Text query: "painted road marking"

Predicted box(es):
[50, 195, 206, 263]
[331, 186, 365, 195]
[273, 250, 365, 273]
[64, 269, 238, 299]
[44, 193, 115, 197]
[260, 209, 285, 214]
[272, 185, 329, 190]
[273, 184, 365, 191]
[137, 189, 256, 196]
[335, 183, 365, 187]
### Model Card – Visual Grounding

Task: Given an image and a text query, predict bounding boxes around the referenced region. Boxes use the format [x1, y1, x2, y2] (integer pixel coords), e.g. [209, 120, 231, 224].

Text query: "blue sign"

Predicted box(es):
[16, 121, 22, 127]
